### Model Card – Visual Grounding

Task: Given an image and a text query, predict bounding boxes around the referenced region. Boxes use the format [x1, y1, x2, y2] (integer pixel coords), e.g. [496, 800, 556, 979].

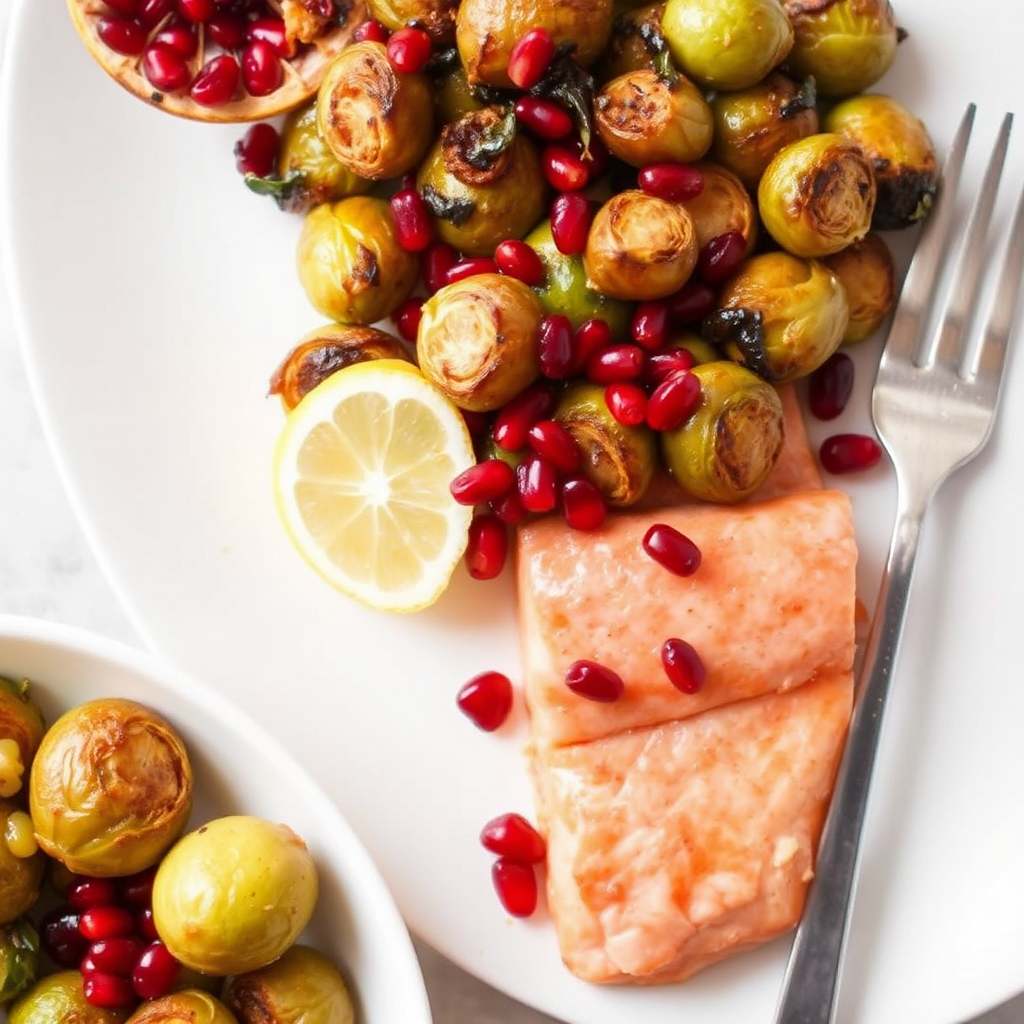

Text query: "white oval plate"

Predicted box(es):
[3, 3, 1024, 1022]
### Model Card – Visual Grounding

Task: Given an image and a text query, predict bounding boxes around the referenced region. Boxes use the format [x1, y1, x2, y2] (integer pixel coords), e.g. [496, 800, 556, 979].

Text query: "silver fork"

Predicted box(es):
[772, 104, 1024, 1024]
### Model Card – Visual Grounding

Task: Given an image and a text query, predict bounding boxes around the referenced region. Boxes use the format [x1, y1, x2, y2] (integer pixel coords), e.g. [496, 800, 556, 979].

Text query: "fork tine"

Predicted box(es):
[928, 112, 1014, 372]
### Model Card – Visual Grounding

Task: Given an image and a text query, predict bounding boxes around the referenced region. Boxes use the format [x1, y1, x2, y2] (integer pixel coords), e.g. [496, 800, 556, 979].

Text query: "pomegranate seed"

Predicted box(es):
[138, 0, 174, 26]
[541, 145, 590, 192]
[88, 937, 145, 976]
[68, 877, 119, 910]
[118, 867, 158, 908]
[642, 523, 701, 576]
[560, 477, 607, 531]
[808, 352, 855, 421]
[480, 813, 546, 862]
[132, 941, 180, 1000]
[489, 489, 528, 525]
[450, 458, 515, 505]
[78, 906, 136, 941]
[491, 857, 538, 918]
[234, 122, 279, 177]
[421, 242, 458, 293]
[386, 26, 433, 73]
[668, 280, 718, 325]
[573, 318, 612, 370]
[586, 344, 645, 384]
[151, 18, 198, 57]
[538, 313, 575, 380]
[97, 16, 147, 55]
[494, 239, 545, 285]
[517, 453, 559, 513]
[135, 908, 159, 942]
[393, 297, 423, 342]
[447, 257, 499, 283]
[82, 971, 137, 1010]
[637, 162, 705, 202]
[550, 193, 592, 255]
[141, 43, 191, 92]
[206, 12, 247, 48]
[645, 346, 696, 386]
[661, 637, 707, 694]
[354, 18, 389, 42]
[177, 0, 214, 21]
[104, 0, 141, 15]
[631, 301, 670, 351]
[565, 659, 624, 702]
[246, 16, 294, 58]
[647, 369, 701, 431]
[242, 40, 283, 97]
[190, 54, 241, 107]
[457, 670, 513, 731]
[513, 96, 573, 140]
[698, 231, 748, 284]
[604, 381, 647, 426]
[390, 188, 433, 252]
[819, 433, 883, 474]
[527, 420, 579, 473]
[465, 514, 509, 580]
[40, 907, 88, 968]
[492, 383, 555, 450]
[507, 27, 555, 89]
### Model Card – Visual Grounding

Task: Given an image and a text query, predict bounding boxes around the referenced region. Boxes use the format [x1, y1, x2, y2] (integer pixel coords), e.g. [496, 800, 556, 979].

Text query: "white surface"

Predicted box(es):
[2, 2, 1024, 1023]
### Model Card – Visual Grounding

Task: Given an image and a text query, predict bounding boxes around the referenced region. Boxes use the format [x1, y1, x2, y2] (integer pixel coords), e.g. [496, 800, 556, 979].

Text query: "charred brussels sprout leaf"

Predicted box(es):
[0, 919, 39, 1004]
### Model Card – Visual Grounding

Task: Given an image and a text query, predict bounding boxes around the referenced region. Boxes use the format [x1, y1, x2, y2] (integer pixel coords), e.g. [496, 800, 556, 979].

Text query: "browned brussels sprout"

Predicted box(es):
[296, 196, 420, 325]
[676, 162, 759, 254]
[596, 2, 666, 80]
[661, 0, 793, 90]
[367, 0, 459, 43]
[125, 990, 239, 1024]
[417, 274, 542, 412]
[660, 361, 785, 502]
[709, 72, 819, 190]
[29, 698, 193, 878]
[783, 0, 900, 98]
[317, 41, 434, 181]
[0, 677, 45, 799]
[224, 945, 355, 1024]
[456, 0, 615, 87]
[416, 106, 548, 256]
[822, 232, 896, 344]
[593, 62, 713, 167]
[0, 918, 38, 1004]
[269, 324, 412, 412]
[584, 190, 698, 300]
[758, 133, 876, 257]
[706, 250, 850, 382]
[823, 93, 938, 230]
[9, 970, 129, 1024]
[554, 381, 657, 506]
[0, 800, 44, 925]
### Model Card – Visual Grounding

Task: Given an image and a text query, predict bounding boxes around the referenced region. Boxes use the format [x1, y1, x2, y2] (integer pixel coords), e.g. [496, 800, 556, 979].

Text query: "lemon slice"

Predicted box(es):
[273, 360, 477, 613]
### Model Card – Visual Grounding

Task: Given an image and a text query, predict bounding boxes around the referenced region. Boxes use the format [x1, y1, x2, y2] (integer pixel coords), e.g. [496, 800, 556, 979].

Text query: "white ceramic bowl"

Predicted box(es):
[0, 613, 433, 1024]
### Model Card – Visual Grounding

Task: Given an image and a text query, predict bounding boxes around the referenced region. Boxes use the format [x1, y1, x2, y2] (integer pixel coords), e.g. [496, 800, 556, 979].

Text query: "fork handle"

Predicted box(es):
[772, 493, 931, 1024]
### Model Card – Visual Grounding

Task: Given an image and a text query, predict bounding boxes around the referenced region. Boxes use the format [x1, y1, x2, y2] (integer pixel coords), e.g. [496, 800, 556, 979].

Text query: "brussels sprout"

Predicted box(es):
[783, 0, 900, 98]
[709, 72, 819, 190]
[584, 189, 699, 300]
[0, 799, 44, 925]
[152, 816, 318, 977]
[224, 945, 355, 1024]
[296, 196, 419, 326]
[823, 93, 938, 230]
[668, 330, 723, 365]
[29, 698, 193, 878]
[661, 0, 793, 90]
[593, 61, 713, 167]
[269, 324, 412, 411]
[758, 133, 876, 257]
[705, 250, 850, 382]
[660, 361, 785, 502]
[821, 232, 896, 344]
[554, 382, 657, 507]
[596, 3, 666, 80]
[456, 0, 615, 87]
[367, 0, 458, 43]
[125, 990, 239, 1024]
[523, 220, 631, 335]
[417, 274, 542, 412]
[0, 918, 38, 1004]
[0, 677, 45, 799]
[676, 162, 759, 254]
[8, 970, 129, 1023]
[433, 63, 485, 125]
[317, 41, 434, 181]
[416, 106, 548, 256]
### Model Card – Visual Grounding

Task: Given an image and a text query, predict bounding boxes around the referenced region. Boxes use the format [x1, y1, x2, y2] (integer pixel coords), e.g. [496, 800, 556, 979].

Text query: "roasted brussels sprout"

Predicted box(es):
[224, 945, 355, 1024]
[0, 918, 38, 1004]
[317, 41, 434, 181]
[29, 698, 193, 878]
[416, 106, 548, 256]
[706, 250, 850, 382]
[660, 361, 785, 502]
[125, 990, 239, 1024]
[584, 190, 699, 300]
[433, 63, 485, 125]
[8, 970, 129, 1023]
[676, 162, 759, 254]
[524, 220, 631, 335]
[668, 330, 723, 365]
[758, 133, 876, 257]
[456, 0, 615, 87]
[597, 2, 666, 80]
[417, 274, 542, 412]
[783, 0, 900, 98]
[367, 0, 459, 43]
[153, 816, 318, 977]
[0, 677, 45, 798]
[661, 0, 793, 90]
[709, 72, 819, 190]
[270, 324, 412, 411]
[822, 232, 895, 344]
[296, 196, 419, 325]
[0, 799, 43, 925]
[823, 93, 938, 230]
[554, 381, 657, 507]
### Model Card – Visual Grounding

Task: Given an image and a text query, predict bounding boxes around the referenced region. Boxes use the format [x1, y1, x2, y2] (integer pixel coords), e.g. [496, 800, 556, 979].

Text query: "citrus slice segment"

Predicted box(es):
[273, 359, 477, 613]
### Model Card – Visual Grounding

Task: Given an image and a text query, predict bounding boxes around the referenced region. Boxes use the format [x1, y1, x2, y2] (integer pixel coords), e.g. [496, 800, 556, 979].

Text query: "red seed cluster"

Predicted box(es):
[481, 812, 546, 918]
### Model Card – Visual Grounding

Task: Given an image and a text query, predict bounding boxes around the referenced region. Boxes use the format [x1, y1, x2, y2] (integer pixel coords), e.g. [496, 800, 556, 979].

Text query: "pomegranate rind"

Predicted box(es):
[66, 0, 369, 123]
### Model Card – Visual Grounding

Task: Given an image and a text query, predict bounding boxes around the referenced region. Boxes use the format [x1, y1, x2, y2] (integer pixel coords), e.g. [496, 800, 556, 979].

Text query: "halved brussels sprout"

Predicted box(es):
[367, 0, 459, 43]
[29, 698, 193, 878]
[676, 162, 759, 254]
[8, 970, 129, 1023]
[125, 990, 239, 1024]
[758, 132, 876, 257]
[822, 231, 896, 344]
[0, 918, 38, 1004]
[0, 677, 45, 798]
